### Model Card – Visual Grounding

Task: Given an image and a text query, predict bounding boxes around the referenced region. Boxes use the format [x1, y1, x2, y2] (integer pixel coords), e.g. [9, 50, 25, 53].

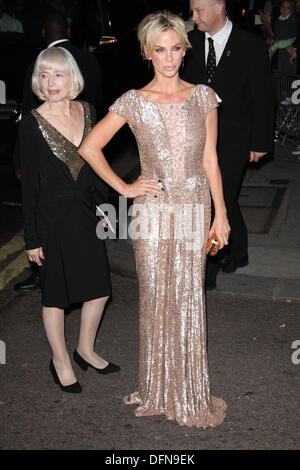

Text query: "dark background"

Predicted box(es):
[0, 0, 270, 181]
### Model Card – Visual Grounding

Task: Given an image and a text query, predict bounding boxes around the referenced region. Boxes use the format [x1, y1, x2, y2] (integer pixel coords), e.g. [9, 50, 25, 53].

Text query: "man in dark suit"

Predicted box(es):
[14, 11, 104, 292]
[21, 11, 102, 115]
[183, 0, 274, 289]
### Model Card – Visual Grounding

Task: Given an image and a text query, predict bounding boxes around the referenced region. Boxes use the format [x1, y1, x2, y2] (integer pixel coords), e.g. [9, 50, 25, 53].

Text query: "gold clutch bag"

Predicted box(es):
[206, 233, 220, 256]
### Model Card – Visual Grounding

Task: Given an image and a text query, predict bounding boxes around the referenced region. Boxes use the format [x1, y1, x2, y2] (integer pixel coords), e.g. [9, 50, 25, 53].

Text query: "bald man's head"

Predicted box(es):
[190, 0, 226, 35]
[43, 11, 69, 45]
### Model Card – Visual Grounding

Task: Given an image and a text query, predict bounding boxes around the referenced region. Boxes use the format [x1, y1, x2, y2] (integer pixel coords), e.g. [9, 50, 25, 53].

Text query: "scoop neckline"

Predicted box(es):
[133, 85, 199, 105]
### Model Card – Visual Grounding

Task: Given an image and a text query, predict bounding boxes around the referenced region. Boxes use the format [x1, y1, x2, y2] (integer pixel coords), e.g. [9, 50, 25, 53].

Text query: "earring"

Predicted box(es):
[148, 60, 151, 69]
[181, 57, 185, 68]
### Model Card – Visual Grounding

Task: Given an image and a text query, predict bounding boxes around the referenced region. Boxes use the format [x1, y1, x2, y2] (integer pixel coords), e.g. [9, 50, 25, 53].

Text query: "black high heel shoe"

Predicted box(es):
[49, 359, 82, 393]
[73, 350, 120, 375]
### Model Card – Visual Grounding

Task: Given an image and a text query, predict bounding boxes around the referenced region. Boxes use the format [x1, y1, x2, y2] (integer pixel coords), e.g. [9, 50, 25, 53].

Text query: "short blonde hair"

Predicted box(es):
[31, 47, 84, 101]
[137, 11, 191, 59]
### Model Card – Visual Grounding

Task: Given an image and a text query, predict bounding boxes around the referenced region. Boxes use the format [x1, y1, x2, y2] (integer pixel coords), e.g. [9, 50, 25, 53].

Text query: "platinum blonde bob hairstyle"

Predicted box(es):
[137, 10, 191, 59]
[31, 47, 84, 101]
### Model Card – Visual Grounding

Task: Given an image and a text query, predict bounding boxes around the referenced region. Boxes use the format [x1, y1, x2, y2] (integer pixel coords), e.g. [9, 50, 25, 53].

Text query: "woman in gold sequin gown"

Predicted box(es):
[80, 12, 230, 427]
[20, 48, 119, 394]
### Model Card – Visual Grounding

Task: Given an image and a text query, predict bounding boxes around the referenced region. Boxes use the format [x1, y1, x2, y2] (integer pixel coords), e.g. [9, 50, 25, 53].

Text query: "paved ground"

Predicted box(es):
[0, 272, 299, 450]
[0, 130, 299, 451]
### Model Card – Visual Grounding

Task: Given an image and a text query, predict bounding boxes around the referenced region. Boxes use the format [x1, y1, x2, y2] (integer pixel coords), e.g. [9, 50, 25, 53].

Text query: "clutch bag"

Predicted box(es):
[206, 233, 220, 256]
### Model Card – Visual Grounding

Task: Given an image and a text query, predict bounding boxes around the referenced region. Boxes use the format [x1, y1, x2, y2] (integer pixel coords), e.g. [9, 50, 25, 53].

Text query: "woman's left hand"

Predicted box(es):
[26, 247, 45, 266]
[210, 214, 230, 250]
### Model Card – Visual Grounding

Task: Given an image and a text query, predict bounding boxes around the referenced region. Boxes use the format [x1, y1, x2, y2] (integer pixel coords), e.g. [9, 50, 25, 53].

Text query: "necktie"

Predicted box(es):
[207, 37, 216, 84]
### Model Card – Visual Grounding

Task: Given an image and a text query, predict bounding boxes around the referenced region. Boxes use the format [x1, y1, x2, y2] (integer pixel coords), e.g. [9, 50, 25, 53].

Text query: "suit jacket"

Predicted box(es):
[183, 26, 274, 160]
[21, 40, 102, 115]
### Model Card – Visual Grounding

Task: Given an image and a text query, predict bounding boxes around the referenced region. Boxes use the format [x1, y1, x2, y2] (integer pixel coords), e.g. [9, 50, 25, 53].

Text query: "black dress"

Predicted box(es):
[20, 101, 111, 309]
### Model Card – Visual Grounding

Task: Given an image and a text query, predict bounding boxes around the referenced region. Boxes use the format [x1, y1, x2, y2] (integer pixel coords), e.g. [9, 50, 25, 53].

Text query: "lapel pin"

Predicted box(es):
[226, 50, 231, 57]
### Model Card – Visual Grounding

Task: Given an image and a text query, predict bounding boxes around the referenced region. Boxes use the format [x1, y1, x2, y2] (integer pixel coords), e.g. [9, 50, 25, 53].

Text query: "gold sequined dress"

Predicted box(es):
[20, 101, 111, 308]
[109, 85, 227, 428]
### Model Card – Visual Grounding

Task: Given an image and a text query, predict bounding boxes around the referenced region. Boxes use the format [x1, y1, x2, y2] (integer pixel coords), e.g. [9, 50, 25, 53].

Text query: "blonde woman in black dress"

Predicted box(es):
[20, 47, 119, 393]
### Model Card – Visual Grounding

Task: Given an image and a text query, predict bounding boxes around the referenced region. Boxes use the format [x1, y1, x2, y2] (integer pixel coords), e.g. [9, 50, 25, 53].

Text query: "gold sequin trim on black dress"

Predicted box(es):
[31, 101, 91, 181]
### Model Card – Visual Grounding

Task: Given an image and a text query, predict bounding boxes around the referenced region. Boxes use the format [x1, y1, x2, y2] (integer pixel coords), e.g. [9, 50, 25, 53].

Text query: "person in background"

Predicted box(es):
[245, 0, 267, 33]
[0, 0, 23, 33]
[21, 11, 102, 115]
[183, 0, 274, 290]
[269, 0, 298, 74]
[287, 0, 300, 73]
[259, 1, 275, 37]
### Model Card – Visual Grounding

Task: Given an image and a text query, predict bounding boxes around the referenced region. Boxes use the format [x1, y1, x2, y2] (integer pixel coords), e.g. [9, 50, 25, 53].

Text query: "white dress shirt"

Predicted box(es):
[278, 14, 292, 21]
[205, 18, 233, 66]
[47, 39, 69, 48]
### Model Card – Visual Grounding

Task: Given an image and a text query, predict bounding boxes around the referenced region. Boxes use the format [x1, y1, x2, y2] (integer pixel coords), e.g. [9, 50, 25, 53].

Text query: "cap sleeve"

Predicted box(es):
[109, 90, 136, 125]
[199, 85, 221, 116]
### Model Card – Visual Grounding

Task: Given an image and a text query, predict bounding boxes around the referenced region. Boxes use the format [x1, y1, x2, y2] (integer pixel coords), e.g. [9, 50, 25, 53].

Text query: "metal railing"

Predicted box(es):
[273, 71, 300, 146]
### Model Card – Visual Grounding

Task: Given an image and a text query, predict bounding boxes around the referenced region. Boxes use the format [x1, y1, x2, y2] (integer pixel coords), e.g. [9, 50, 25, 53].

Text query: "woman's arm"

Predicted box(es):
[79, 112, 161, 199]
[202, 109, 230, 248]
[270, 37, 296, 52]
[259, 11, 273, 38]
